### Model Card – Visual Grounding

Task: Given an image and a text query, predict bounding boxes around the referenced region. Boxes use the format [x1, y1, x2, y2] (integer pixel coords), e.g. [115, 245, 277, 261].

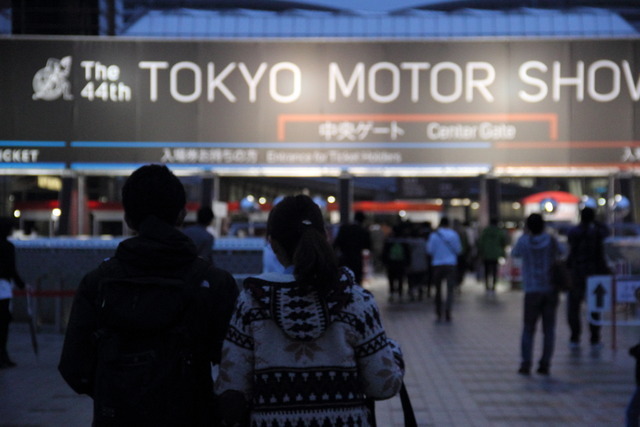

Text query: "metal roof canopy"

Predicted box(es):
[121, 6, 636, 38]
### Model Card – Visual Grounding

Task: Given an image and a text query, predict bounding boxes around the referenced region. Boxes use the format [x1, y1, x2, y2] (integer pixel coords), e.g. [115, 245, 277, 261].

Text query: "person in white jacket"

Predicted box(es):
[215, 195, 404, 427]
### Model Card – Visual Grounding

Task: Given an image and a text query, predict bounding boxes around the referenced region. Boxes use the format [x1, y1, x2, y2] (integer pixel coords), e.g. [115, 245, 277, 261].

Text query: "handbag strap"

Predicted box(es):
[400, 382, 418, 427]
[365, 397, 377, 427]
[366, 382, 417, 427]
[436, 230, 458, 257]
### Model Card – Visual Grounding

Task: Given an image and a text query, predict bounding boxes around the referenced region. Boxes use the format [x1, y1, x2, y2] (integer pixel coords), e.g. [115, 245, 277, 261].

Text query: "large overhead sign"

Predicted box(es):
[1, 37, 640, 173]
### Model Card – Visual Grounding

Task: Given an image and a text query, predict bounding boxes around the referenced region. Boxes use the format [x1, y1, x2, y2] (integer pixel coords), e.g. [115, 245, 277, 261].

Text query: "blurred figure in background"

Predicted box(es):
[382, 225, 411, 302]
[183, 206, 215, 265]
[453, 219, 470, 291]
[478, 218, 508, 294]
[565, 206, 610, 351]
[512, 213, 561, 376]
[405, 224, 429, 301]
[333, 211, 371, 285]
[0, 218, 25, 368]
[426, 217, 462, 321]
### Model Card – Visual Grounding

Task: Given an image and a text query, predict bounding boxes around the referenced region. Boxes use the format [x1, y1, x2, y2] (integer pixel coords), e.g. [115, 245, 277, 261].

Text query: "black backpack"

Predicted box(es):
[388, 241, 406, 262]
[568, 223, 609, 274]
[92, 258, 211, 426]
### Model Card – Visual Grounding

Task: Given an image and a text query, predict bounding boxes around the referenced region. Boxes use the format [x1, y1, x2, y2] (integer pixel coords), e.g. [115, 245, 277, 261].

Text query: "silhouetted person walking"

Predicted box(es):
[478, 218, 507, 294]
[59, 165, 238, 426]
[512, 214, 561, 376]
[333, 211, 371, 285]
[566, 207, 609, 351]
[382, 226, 411, 302]
[0, 218, 25, 368]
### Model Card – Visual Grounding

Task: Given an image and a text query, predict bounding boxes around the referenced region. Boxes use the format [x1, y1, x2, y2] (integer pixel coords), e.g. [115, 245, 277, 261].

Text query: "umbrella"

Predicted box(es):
[25, 286, 39, 358]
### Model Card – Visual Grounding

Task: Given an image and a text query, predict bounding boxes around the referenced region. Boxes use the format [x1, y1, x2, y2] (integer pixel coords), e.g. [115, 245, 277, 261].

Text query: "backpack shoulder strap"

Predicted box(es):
[97, 256, 210, 291]
[96, 257, 128, 280]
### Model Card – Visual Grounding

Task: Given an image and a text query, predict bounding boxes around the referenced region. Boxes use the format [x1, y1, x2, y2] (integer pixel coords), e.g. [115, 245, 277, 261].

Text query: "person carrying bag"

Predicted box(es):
[215, 195, 405, 426]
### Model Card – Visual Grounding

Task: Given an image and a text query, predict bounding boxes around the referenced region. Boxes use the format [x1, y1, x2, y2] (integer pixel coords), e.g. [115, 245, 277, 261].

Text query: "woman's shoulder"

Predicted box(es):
[329, 268, 378, 312]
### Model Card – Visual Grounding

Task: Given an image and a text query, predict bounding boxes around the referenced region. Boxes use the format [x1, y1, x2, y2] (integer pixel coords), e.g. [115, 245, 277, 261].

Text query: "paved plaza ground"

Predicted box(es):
[1, 274, 638, 426]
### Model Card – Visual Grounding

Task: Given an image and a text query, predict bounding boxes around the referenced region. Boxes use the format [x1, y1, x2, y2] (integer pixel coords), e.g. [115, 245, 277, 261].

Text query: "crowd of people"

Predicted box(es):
[358, 214, 505, 322]
[347, 208, 613, 380]
[0, 163, 633, 425]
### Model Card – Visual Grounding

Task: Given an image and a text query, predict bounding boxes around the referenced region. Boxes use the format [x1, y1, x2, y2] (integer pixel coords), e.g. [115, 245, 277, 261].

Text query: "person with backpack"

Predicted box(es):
[405, 223, 429, 301]
[382, 225, 411, 302]
[511, 213, 561, 376]
[426, 217, 462, 322]
[566, 207, 610, 351]
[59, 164, 239, 426]
[215, 195, 405, 426]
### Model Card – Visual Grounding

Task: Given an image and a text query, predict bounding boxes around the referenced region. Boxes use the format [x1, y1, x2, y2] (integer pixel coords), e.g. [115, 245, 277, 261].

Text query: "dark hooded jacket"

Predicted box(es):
[511, 232, 560, 293]
[59, 216, 238, 421]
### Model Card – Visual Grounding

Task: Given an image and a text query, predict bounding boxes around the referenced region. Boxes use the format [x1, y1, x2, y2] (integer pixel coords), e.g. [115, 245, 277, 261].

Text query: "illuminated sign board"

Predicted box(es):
[1, 37, 640, 172]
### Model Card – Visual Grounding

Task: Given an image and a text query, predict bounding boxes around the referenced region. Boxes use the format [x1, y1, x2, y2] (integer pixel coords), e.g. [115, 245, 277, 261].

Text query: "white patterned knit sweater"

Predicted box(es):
[215, 268, 404, 427]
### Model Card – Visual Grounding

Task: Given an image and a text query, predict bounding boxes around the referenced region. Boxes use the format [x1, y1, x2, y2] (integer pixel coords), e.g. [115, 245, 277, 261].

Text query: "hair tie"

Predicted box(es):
[301, 219, 312, 226]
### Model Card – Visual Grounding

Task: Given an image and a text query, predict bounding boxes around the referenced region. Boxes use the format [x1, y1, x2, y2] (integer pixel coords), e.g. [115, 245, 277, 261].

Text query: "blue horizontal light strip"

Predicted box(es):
[0, 163, 67, 169]
[70, 163, 150, 170]
[72, 141, 490, 149]
[70, 162, 492, 170]
[0, 141, 66, 147]
[73, 142, 191, 148]
[358, 164, 492, 168]
[70, 163, 211, 170]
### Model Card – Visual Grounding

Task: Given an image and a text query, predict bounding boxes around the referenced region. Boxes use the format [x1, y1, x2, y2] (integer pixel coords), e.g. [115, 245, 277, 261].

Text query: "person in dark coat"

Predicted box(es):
[59, 164, 238, 426]
[333, 211, 371, 285]
[0, 218, 25, 368]
[566, 207, 610, 350]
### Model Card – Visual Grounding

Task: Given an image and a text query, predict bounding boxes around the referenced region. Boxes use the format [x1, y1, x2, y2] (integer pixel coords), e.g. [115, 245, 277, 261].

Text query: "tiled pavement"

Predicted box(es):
[1, 275, 638, 426]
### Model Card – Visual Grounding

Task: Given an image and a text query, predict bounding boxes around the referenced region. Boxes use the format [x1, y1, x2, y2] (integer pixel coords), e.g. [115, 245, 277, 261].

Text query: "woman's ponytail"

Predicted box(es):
[293, 223, 339, 295]
[267, 195, 340, 294]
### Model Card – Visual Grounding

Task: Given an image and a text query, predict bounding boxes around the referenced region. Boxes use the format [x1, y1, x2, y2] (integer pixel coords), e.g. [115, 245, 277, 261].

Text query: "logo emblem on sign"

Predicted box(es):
[32, 56, 74, 101]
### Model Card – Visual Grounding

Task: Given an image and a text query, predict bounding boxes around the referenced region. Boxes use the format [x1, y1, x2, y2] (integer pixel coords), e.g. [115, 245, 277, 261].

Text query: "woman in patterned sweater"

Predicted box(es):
[215, 195, 404, 427]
